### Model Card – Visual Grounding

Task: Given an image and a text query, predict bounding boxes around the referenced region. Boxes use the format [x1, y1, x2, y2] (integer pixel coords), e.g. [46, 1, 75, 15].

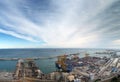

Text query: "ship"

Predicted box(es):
[0, 53, 120, 82]
[55, 53, 120, 82]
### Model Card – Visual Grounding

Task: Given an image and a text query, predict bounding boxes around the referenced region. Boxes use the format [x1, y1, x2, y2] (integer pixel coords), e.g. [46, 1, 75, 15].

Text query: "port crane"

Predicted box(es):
[55, 53, 82, 72]
[0, 52, 82, 61]
[0, 52, 88, 73]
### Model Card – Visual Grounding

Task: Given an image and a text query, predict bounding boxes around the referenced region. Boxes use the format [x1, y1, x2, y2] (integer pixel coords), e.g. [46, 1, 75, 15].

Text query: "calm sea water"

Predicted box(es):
[0, 48, 115, 73]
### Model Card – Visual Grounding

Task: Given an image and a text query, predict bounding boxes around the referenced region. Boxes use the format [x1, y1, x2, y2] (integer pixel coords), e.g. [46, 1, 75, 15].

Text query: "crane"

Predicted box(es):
[55, 53, 80, 72]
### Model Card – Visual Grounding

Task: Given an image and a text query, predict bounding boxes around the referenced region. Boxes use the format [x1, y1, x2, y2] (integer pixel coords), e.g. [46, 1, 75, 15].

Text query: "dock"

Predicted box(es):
[0, 52, 120, 82]
[0, 56, 56, 61]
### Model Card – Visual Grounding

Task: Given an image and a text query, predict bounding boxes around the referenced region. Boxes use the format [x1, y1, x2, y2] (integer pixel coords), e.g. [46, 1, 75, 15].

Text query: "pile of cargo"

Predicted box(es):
[0, 53, 120, 82]
[55, 53, 120, 82]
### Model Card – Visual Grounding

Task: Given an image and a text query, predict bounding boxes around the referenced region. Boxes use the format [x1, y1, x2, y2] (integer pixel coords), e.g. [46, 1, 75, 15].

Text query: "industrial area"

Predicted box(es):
[0, 51, 120, 82]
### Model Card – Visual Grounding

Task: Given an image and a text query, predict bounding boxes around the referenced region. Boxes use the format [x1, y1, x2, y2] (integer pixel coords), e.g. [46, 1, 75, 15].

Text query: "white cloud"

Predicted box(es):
[0, 29, 38, 42]
[0, 0, 117, 48]
[112, 40, 120, 45]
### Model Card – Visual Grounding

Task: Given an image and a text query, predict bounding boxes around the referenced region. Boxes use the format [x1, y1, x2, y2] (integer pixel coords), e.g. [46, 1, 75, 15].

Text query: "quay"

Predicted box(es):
[0, 56, 57, 61]
[0, 52, 120, 82]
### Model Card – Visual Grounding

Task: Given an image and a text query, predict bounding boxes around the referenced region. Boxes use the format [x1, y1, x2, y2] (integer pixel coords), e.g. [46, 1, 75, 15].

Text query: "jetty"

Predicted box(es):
[0, 52, 120, 82]
[0, 56, 57, 61]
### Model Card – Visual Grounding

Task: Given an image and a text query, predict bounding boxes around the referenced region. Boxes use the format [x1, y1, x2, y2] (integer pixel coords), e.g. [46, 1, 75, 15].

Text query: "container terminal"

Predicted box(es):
[0, 52, 120, 82]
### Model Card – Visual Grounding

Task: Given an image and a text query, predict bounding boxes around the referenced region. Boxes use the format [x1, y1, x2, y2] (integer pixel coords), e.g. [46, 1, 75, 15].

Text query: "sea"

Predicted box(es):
[0, 48, 118, 74]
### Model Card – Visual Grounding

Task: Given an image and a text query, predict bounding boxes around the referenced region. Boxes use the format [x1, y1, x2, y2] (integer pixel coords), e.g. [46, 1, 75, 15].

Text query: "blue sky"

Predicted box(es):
[0, 0, 120, 48]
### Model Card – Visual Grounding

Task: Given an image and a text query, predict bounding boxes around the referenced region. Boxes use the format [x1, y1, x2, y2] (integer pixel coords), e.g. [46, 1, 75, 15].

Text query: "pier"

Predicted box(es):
[0, 56, 57, 61]
[0, 53, 80, 61]
[0, 52, 120, 82]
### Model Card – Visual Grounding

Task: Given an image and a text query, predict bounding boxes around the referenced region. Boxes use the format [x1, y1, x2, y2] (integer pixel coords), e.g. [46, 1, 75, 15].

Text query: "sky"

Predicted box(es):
[0, 0, 120, 48]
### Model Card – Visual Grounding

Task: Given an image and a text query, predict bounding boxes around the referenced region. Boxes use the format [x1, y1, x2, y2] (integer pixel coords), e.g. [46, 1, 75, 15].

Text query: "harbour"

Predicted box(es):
[0, 0, 120, 81]
[0, 49, 120, 82]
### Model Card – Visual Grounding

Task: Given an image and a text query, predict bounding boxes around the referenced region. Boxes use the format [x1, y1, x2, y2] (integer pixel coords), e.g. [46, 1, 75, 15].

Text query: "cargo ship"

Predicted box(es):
[0, 53, 120, 82]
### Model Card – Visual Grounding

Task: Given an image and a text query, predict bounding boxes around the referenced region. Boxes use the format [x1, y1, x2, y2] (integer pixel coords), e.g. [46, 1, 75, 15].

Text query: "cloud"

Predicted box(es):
[0, 0, 119, 48]
[0, 29, 38, 42]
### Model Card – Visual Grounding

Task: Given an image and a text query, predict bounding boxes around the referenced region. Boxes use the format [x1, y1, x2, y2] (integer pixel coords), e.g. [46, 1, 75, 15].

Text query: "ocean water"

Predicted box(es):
[0, 48, 114, 73]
